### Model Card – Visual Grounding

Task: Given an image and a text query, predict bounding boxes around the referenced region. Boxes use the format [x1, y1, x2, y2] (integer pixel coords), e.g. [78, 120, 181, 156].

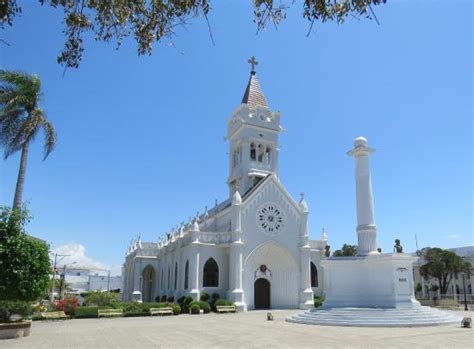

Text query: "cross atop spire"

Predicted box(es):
[248, 56, 258, 73]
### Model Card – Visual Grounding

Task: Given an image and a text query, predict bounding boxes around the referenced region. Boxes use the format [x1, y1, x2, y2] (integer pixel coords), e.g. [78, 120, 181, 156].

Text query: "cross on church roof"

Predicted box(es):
[248, 56, 258, 73]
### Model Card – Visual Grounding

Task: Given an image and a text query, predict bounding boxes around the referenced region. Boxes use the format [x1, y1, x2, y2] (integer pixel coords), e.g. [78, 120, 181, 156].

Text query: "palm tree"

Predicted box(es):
[0, 70, 57, 210]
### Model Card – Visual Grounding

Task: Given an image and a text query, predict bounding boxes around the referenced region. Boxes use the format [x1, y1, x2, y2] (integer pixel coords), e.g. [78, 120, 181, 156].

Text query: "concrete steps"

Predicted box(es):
[286, 306, 462, 327]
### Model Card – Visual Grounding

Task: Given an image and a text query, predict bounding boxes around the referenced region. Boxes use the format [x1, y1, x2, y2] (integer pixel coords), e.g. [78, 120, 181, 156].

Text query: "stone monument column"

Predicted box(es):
[229, 190, 246, 311]
[347, 137, 379, 256]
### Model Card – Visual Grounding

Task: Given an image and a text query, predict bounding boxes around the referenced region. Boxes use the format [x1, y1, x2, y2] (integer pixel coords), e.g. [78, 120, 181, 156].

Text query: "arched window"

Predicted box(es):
[265, 147, 271, 164]
[257, 144, 264, 162]
[203, 258, 219, 287]
[174, 262, 178, 290]
[311, 262, 318, 288]
[184, 260, 189, 290]
[250, 143, 256, 160]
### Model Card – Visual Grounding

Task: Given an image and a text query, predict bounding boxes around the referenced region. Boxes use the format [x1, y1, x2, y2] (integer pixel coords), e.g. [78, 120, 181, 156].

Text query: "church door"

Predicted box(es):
[254, 278, 271, 309]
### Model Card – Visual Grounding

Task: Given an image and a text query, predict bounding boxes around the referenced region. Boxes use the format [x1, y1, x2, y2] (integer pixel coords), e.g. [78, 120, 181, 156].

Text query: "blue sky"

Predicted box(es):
[1, 1, 472, 273]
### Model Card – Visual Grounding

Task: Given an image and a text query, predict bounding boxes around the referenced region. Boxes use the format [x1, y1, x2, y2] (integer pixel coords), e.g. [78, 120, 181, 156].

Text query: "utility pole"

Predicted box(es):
[107, 270, 111, 291]
[50, 253, 70, 302]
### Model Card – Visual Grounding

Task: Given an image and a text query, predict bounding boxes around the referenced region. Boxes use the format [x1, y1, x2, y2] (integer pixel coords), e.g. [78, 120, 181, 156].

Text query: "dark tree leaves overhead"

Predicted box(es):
[1, 1, 387, 68]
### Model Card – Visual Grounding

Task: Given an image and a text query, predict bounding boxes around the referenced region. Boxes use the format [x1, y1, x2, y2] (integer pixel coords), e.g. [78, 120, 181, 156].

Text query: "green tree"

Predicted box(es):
[419, 247, 471, 295]
[0, 206, 51, 301]
[0, 1, 387, 69]
[0, 70, 57, 210]
[333, 243, 358, 257]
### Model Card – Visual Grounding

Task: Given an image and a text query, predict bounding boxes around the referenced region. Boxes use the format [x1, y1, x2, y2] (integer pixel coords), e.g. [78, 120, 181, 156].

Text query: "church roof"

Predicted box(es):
[241, 71, 268, 111]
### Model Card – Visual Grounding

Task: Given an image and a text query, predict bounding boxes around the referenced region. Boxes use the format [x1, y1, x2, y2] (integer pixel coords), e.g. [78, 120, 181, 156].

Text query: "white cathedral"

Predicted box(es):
[122, 58, 328, 311]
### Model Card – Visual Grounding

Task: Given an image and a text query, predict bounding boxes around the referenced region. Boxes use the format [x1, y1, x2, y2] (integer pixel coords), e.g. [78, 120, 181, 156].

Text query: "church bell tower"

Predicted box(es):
[227, 57, 282, 198]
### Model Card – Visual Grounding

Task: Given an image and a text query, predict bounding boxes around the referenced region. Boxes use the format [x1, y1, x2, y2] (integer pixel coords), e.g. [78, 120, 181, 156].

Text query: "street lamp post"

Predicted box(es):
[462, 273, 468, 311]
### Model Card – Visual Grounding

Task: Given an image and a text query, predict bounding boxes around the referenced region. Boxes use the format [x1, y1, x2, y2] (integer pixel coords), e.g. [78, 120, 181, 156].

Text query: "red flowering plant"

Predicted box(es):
[53, 296, 78, 316]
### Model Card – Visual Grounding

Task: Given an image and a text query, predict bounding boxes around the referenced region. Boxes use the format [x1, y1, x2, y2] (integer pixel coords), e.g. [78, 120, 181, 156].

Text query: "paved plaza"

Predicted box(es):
[2, 310, 473, 348]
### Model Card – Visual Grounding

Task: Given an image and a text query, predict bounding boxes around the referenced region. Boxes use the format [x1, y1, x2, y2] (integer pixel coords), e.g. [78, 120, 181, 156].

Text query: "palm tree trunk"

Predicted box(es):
[12, 141, 30, 210]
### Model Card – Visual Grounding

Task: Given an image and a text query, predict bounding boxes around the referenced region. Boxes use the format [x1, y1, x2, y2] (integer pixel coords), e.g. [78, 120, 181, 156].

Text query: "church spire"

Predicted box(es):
[241, 56, 268, 111]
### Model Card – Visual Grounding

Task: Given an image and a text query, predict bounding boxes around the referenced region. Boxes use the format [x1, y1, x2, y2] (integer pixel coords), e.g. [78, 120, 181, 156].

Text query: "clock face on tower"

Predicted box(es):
[256, 202, 285, 235]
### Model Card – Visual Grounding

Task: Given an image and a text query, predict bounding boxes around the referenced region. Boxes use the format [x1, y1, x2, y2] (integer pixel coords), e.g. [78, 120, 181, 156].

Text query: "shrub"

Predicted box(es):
[140, 302, 168, 312]
[155, 296, 161, 302]
[84, 291, 118, 306]
[211, 293, 220, 300]
[190, 303, 200, 314]
[54, 296, 79, 316]
[0, 300, 31, 323]
[181, 296, 194, 314]
[198, 301, 211, 314]
[167, 296, 174, 303]
[123, 301, 142, 313]
[160, 295, 167, 302]
[313, 296, 324, 308]
[177, 296, 185, 304]
[0, 207, 50, 302]
[74, 306, 98, 319]
[215, 299, 233, 307]
[80, 291, 92, 298]
[200, 292, 210, 302]
[172, 304, 181, 315]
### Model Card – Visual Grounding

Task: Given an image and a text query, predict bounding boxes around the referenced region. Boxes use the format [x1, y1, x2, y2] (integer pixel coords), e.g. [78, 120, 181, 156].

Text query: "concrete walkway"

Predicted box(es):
[2, 309, 472, 348]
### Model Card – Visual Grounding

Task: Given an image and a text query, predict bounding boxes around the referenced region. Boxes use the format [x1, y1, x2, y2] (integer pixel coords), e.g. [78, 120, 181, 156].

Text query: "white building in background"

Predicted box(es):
[61, 267, 122, 293]
[122, 58, 328, 310]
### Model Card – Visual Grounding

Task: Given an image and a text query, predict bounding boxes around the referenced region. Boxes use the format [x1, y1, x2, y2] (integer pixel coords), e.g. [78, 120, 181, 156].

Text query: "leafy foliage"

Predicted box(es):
[313, 295, 324, 308]
[199, 292, 210, 302]
[171, 304, 181, 315]
[53, 295, 79, 316]
[197, 301, 210, 313]
[1, 1, 387, 69]
[0, 300, 31, 323]
[190, 303, 200, 314]
[0, 70, 57, 209]
[84, 291, 118, 306]
[74, 306, 98, 318]
[0, 206, 50, 302]
[419, 247, 471, 294]
[332, 244, 358, 257]
[122, 301, 143, 313]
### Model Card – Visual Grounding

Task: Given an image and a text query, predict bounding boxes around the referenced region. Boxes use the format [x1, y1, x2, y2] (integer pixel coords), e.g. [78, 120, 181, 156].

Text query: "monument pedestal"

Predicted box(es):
[321, 253, 419, 308]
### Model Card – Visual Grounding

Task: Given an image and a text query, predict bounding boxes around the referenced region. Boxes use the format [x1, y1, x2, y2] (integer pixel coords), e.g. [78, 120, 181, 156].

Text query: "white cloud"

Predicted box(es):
[446, 234, 461, 240]
[51, 242, 122, 276]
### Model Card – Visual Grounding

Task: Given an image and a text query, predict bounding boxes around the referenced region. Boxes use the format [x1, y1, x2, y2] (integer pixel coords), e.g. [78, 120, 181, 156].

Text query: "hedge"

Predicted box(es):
[75, 306, 98, 319]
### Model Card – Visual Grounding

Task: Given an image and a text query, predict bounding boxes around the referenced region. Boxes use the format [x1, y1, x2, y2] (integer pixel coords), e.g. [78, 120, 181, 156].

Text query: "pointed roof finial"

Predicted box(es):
[232, 189, 242, 206]
[321, 227, 328, 240]
[299, 192, 308, 212]
[248, 56, 258, 74]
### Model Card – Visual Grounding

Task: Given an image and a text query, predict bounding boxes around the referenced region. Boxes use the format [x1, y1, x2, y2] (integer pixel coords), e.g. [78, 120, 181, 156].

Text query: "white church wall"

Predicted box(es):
[198, 245, 229, 298]
[240, 178, 301, 264]
[243, 240, 299, 310]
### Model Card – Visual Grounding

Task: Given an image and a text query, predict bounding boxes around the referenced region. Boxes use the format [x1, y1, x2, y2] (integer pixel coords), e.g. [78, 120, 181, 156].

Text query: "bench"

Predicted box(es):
[150, 307, 173, 316]
[98, 309, 123, 318]
[41, 311, 69, 320]
[216, 305, 236, 313]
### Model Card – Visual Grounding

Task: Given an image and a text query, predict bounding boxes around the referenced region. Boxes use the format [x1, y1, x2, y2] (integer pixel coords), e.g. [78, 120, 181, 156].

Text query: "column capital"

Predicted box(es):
[347, 137, 375, 157]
